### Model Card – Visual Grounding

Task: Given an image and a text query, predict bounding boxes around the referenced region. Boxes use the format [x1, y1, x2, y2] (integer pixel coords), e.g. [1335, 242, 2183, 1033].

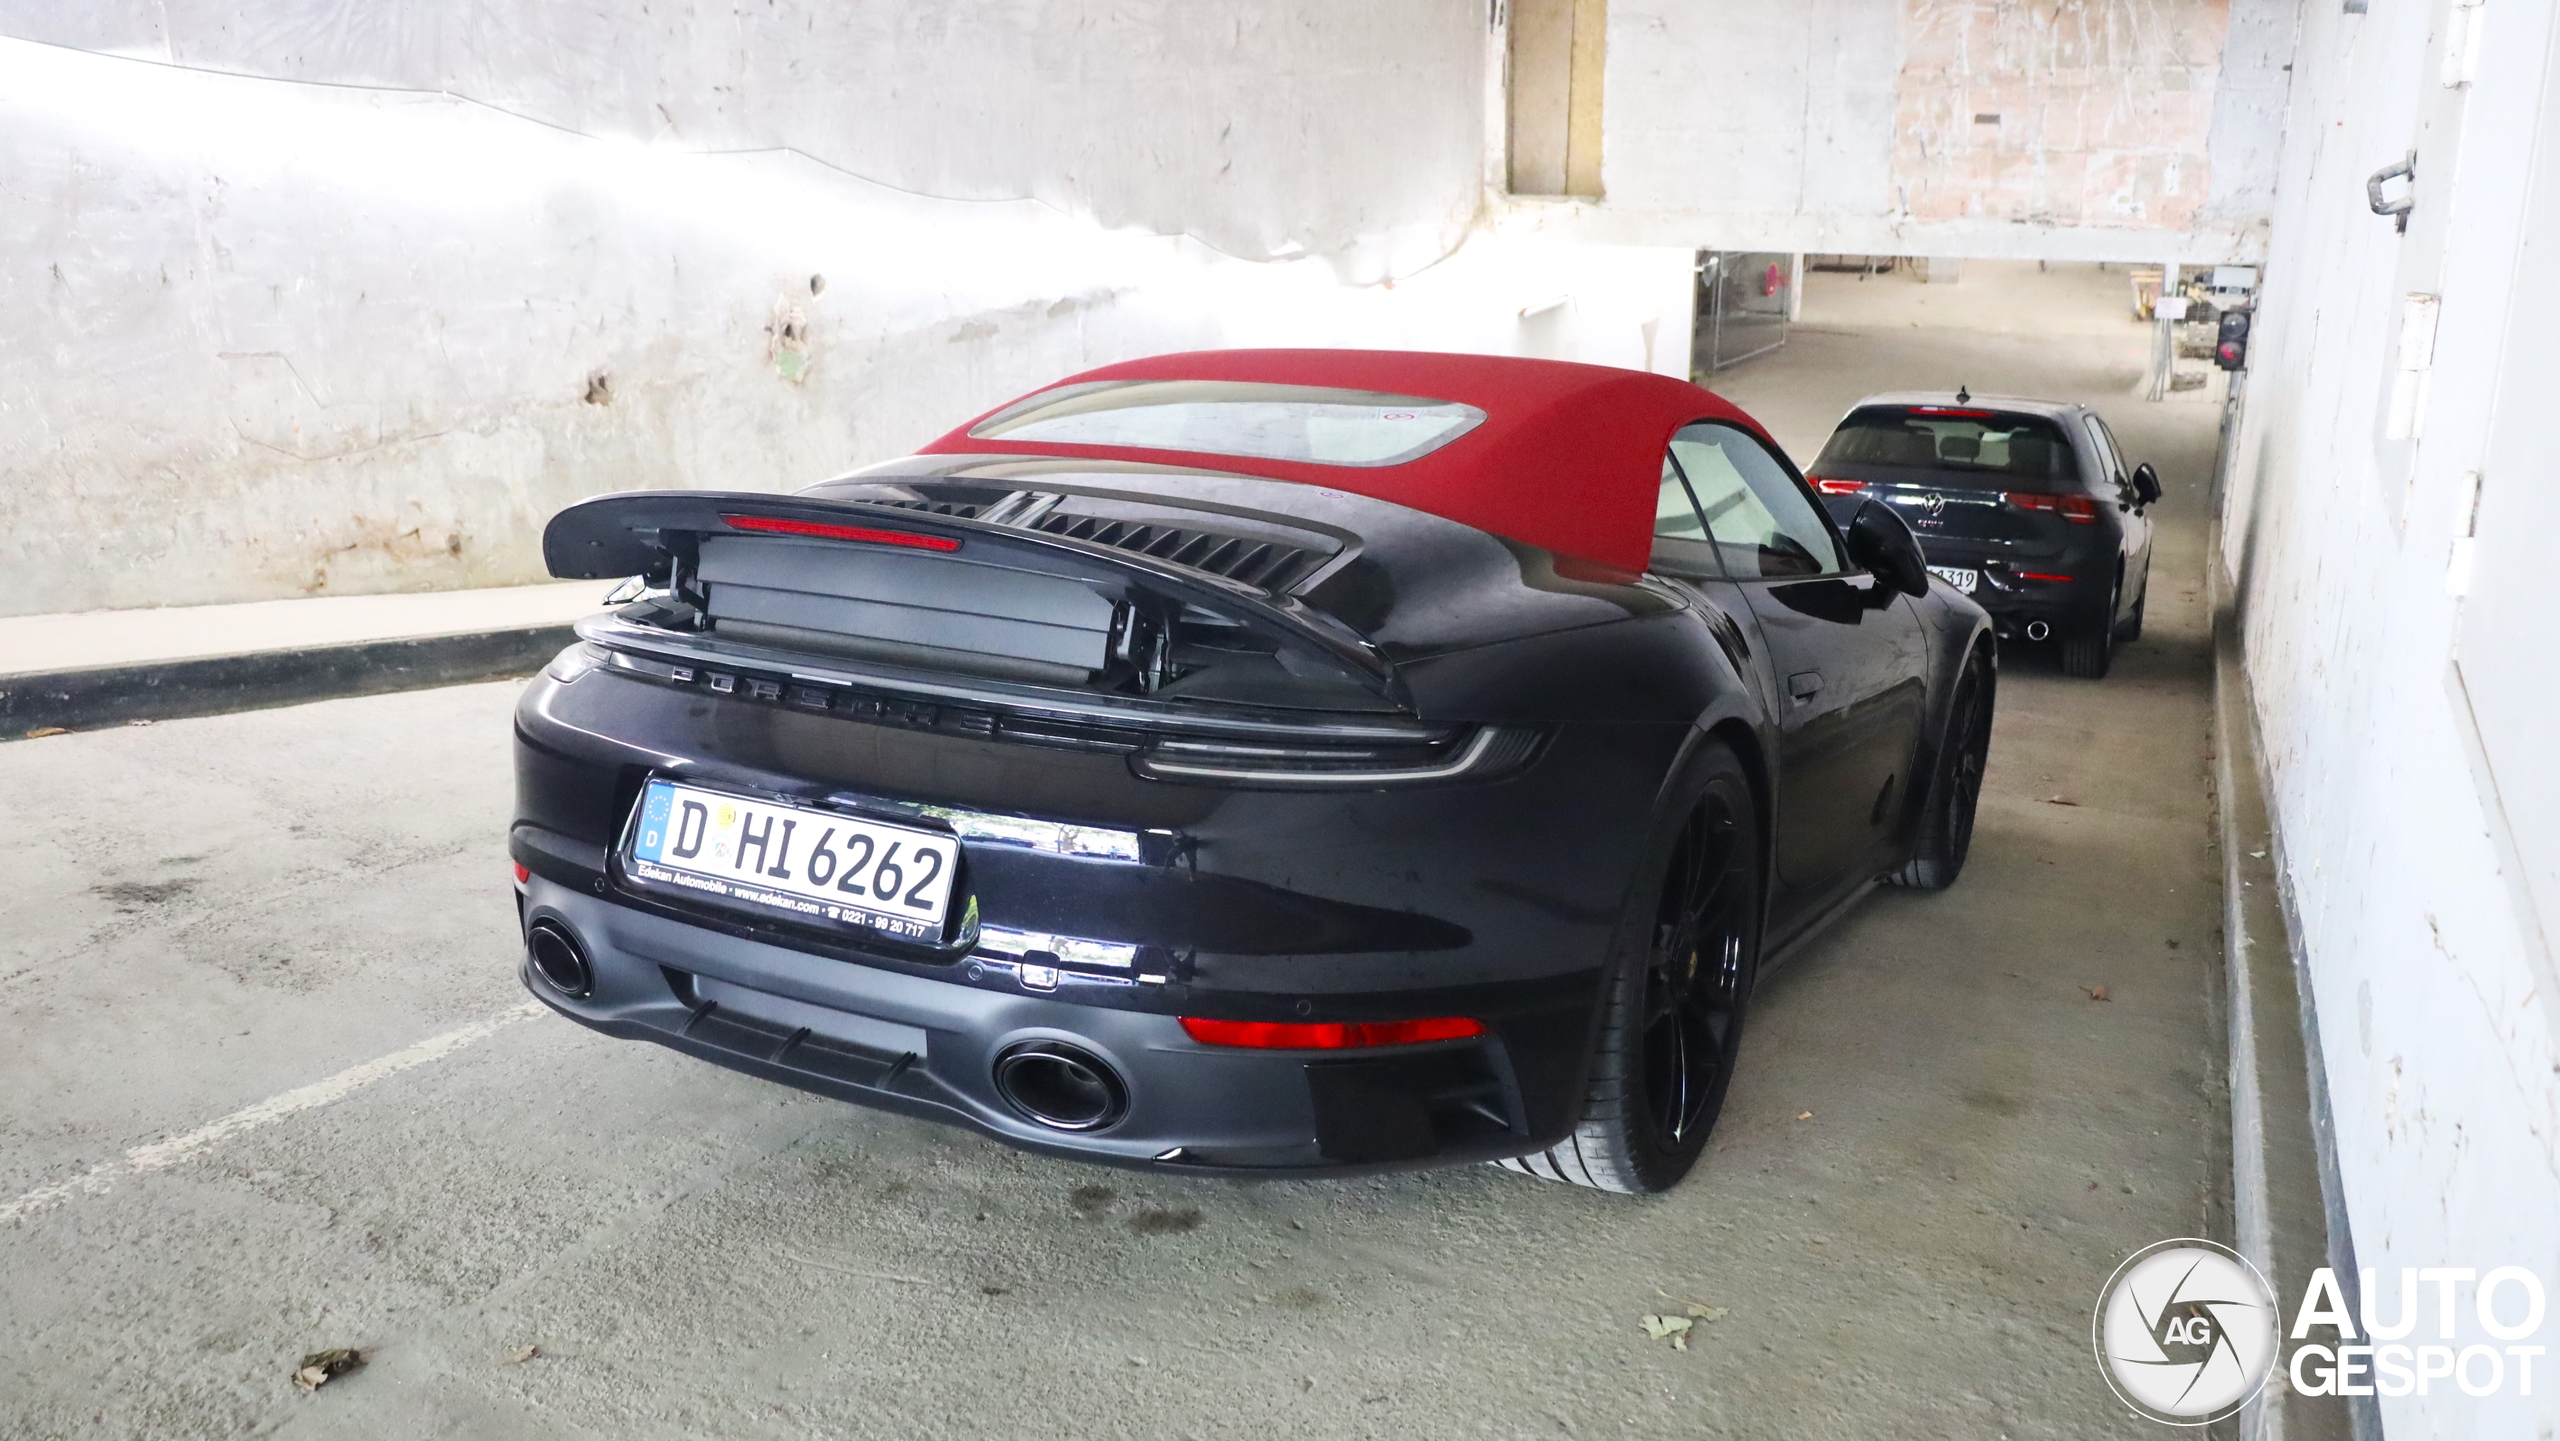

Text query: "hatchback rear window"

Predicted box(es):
[1813, 407, 2078, 487]
[969, 380, 1486, 468]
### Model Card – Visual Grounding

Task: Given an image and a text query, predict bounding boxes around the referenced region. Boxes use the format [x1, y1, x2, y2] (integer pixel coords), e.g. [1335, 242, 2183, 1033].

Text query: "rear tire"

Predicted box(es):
[1497, 743, 1760, 1194]
[1888, 649, 1992, 891]
[2060, 584, 2117, 678]
[2113, 575, 2147, 642]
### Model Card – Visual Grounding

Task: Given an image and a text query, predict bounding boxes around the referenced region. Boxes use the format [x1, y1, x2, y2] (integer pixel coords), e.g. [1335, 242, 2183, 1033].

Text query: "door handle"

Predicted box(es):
[1788, 671, 1824, 700]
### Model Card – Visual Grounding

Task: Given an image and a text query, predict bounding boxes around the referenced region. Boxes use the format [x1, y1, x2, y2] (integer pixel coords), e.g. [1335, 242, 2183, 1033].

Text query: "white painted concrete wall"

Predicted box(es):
[0, 13, 1693, 617]
[2219, 0, 2560, 1431]
[0, 1, 1488, 280]
[1584, 0, 2296, 264]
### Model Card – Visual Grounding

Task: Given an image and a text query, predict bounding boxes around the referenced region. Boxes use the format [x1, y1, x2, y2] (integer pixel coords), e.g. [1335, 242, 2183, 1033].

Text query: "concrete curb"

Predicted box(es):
[2212, 602, 2368, 1441]
[0, 625, 574, 737]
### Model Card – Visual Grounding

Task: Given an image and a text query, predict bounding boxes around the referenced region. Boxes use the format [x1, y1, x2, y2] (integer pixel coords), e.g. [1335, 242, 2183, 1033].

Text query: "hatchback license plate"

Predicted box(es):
[1928, 566, 1979, 594]
[624, 780, 958, 942]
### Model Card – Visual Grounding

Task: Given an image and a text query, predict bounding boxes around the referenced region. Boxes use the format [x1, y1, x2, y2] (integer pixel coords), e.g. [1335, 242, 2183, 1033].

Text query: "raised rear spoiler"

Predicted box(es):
[543, 490, 1397, 700]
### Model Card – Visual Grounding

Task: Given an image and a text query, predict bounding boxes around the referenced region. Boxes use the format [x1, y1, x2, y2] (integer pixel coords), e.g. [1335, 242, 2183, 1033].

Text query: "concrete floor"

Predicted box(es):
[0, 263, 2234, 1439]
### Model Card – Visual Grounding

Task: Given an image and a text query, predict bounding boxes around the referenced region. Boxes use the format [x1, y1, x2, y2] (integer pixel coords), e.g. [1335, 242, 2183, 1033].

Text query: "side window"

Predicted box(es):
[1654, 454, 1708, 539]
[2084, 416, 2133, 502]
[1666, 423, 1844, 579]
[1649, 453, 1725, 576]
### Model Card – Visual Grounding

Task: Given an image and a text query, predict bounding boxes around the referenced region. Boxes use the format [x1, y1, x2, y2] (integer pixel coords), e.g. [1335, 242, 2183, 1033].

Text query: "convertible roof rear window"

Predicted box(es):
[968, 380, 1486, 468]
[1814, 406, 2079, 488]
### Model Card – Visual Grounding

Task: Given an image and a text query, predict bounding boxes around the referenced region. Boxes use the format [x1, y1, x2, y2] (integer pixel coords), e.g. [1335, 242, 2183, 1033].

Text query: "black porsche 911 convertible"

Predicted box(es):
[511, 350, 1995, 1194]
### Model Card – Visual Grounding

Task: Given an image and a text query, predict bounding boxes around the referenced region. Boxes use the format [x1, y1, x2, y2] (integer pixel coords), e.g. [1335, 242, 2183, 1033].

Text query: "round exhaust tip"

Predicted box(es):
[993, 1040, 1129, 1132]
[526, 921, 593, 998]
[2025, 620, 2052, 642]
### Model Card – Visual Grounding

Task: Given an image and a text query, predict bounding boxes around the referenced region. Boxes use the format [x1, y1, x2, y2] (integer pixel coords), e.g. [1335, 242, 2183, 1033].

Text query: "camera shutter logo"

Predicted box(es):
[2093, 1239, 2279, 1424]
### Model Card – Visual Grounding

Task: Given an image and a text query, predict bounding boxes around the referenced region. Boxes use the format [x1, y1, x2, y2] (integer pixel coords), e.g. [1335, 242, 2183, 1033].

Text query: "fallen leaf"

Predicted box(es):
[1638, 1314, 1693, 1342]
[503, 1345, 539, 1365]
[1654, 1290, 1729, 1322]
[2086, 985, 2111, 1002]
[292, 1348, 363, 1393]
[1796, 1111, 1814, 1121]
[24, 727, 67, 739]
[1672, 1332, 1689, 1351]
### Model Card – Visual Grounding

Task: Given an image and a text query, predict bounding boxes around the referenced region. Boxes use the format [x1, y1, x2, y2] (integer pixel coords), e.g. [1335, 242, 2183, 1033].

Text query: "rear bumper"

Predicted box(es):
[1935, 570, 2110, 633]
[520, 877, 1545, 1175]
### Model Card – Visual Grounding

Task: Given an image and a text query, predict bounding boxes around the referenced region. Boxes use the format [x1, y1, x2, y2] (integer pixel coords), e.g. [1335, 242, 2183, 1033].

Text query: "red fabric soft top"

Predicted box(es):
[915, 349, 1769, 575]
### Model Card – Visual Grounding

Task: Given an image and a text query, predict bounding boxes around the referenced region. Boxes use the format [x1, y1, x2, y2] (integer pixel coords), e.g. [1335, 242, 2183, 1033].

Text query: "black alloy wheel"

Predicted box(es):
[1499, 743, 1760, 1194]
[1889, 648, 1993, 890]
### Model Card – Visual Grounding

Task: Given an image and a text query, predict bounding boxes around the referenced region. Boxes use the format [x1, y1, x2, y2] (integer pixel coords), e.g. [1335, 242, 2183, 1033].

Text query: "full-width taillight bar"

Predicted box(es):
[721, 513, 962, 551]
[1179, 1016, 1486, 1049]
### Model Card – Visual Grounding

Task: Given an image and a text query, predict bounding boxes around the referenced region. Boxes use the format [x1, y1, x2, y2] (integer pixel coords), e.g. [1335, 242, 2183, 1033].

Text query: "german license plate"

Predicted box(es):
[1928, 566, 1979, 594]
[624, 780, 959, 942]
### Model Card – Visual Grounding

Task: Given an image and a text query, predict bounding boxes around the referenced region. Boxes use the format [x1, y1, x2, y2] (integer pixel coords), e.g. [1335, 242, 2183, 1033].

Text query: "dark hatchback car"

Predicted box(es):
[1804, 393, 2158, 677]
[511, 351, 1995, 1194]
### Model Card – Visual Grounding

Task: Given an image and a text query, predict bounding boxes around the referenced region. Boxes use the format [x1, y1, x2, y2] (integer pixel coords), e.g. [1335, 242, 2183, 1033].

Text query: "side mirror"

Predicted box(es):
[1845, 498, 1929, 598]
[2132, 463, 2162, 507]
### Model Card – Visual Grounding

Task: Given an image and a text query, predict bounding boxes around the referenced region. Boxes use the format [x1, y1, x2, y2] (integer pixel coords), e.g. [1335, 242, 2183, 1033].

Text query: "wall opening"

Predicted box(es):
[1691, 250, 1791, 374]
[1507, 0, 1605, 196]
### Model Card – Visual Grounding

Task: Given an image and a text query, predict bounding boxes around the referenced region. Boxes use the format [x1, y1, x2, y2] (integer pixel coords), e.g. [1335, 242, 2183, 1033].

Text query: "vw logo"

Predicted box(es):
[1923, 492, 1947, 516]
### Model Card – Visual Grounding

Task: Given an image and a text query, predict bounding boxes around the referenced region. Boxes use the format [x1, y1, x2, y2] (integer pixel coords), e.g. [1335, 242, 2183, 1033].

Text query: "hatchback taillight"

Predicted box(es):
[1809, 475, 1866, 495]
[2005, 491, 2101, 524]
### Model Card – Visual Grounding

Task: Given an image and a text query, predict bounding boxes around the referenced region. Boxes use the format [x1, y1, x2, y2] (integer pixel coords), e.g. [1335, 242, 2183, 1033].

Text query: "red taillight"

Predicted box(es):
[512, 862, 530, 885]
[1810, 476, 1866, 494]
[721, 514, 962, 551]
[2013, 571, 2075, 583]
[2004, 491, 2101, 524]
[1178, 1015, 1486, 1049]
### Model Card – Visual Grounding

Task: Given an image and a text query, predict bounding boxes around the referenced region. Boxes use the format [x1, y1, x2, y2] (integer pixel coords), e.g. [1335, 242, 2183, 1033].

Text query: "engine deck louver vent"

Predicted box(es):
[1024, 513, 1328, 592]
[865, 497, 995, 520]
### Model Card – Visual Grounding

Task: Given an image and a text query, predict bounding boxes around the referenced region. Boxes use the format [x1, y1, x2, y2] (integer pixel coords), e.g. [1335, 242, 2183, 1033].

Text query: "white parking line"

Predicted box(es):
[0, 1001, 546, 1226]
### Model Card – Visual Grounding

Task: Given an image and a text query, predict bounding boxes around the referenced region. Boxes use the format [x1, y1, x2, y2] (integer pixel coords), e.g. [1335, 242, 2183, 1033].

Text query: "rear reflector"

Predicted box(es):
[720, 513, 962, 551]
[2004, 491, 2101, 524]
[2013, 571, 2075, 583]
[1179, 1015, 1486, 1049]
[1810, 476, 1866, 494]
[512, 862, 530, 885]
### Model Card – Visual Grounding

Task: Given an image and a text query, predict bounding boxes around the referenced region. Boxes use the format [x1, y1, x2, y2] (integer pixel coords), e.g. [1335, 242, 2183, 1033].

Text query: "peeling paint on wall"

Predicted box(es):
[1891, 0, 2230, 230]
[0, 35, 1695, 617]
[1602, 0, 2282, 260]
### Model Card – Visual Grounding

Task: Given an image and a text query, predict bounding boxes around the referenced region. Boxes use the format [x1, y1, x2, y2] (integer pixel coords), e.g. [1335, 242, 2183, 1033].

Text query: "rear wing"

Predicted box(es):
[543, 490, 1398, 704]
